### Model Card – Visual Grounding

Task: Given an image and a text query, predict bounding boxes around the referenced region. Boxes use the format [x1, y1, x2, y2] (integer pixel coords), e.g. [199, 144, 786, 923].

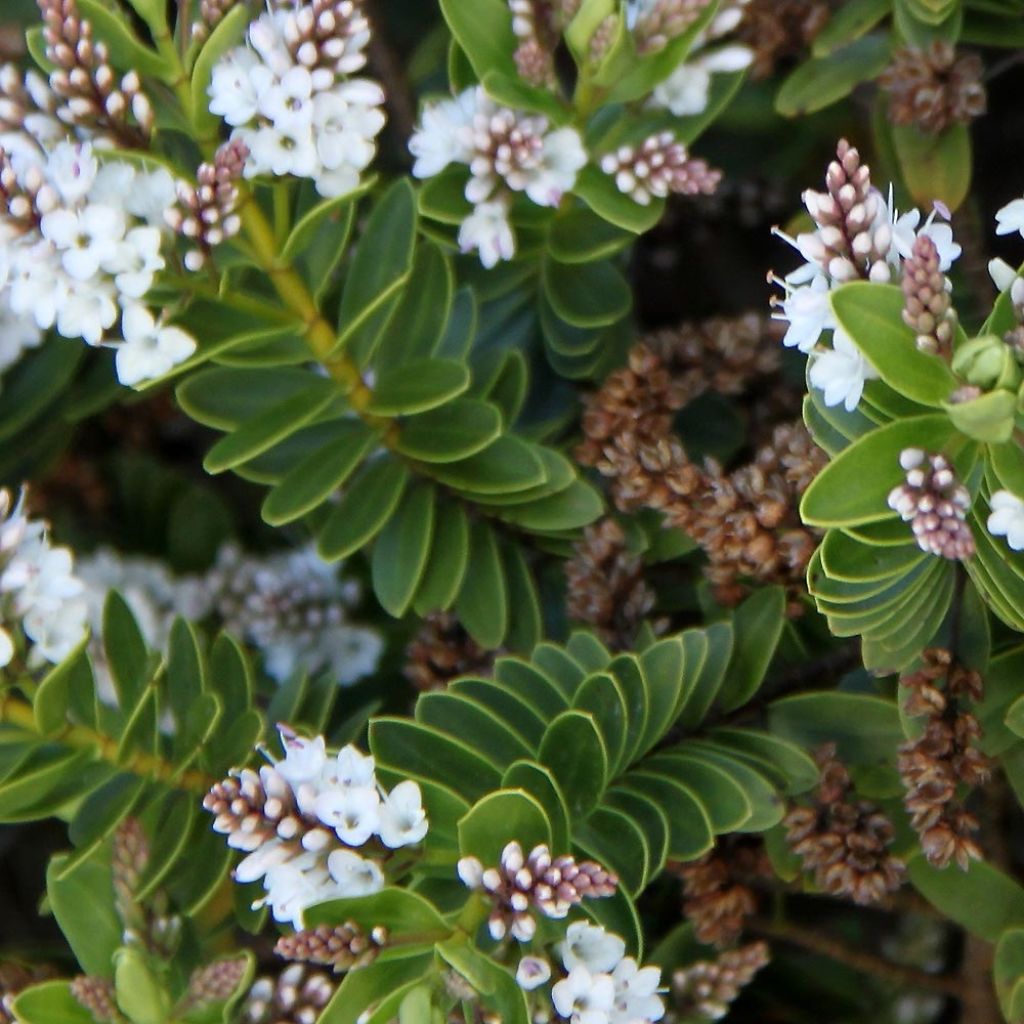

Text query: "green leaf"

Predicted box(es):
[372, 484, 437, 617]
[103, 591, 149, 712]
[502, 540, 544, 653]
[303, 887, 450, 937]
[549, 208, 632, 264]
[676, 622, 733, 730]
[800, 414, 961, 527]
[637, 637, 686, 755]
[892, 123, 972, 212]
[501, 760, 572, 854]
[114, 947, 171, 1024]
[11, 982, 97, 1024]
[572, 165, 665, 233]
[413, 499, 470, 613]
[203, 380, 338, 474]
[542, 257, 631, 328]
[439, 943, 529, 1024]
[604, 788, 670, 876]
[676, 745, 785, 832]
[47, 849, 121, 976]
[453, 679, 546, 749]
[574, 673, 630, 777]
[458, 790, 552, 863]
[34, 637, 90, 736]
[318, 457, 410, 560]
[438, 0, 516, 82]
[370, 718, 503, 802]
[262, 420, 378, 525]
[77, 0, 167, 77]
[995, 928, 1024, 1023]
[494, 657, 570, 717]
[189, 4, 250, 138]
[770, 692, 903, 766]
[455, 523, 509, 648]
[433, 437, 548, 495]
[643, 752, 752, 834]
[0, 339, 84, 444]
[830, 283, 958, 407]
[811, 0, 890, 55]
[281, 185, 367, 263]
[538, 711, 608, 819]
[619, 771, 713, 859]
[338, 180, 418, 349]
[417, 692, 533, 769]
[495, 480, 604, 532]
[575, 806, 649, 895]
[775, 34, 891, 116]
[706, 728, 820, 795]
[319, 952, 434, 1024]
[716, 588, 786, 712]
[366, 360, 470, 416]
[396, 399, 503, 463]
[909, 854, 1024, 941]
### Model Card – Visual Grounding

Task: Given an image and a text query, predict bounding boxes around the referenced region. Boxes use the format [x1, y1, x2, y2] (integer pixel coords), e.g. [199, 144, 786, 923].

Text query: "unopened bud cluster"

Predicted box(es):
[600, 131, 721, 206]
[887, 449, 974, 561]
[69, 976, 119, 1023]
[37, 0, 153, 145]
[168, 139, 248, 271]
[628, 0, 713, 55]
[180, 957, 250, 1013]
[671, 942, 770, 1021]
[458, 841, 617, 941]
[275, 921, 388, 972]
[797, 138, 892, 284]
[509, 0, 558, 86]
[902, 234, 956, 357]
[899, 649, 989, 870]
[784, 745, 904, 906]
[242, 964, 335, 1024]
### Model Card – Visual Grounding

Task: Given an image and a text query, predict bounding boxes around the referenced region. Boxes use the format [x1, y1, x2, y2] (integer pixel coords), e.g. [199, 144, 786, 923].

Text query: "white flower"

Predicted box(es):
[775, 273, 835, 353]
[377, 780, 428, 848]
[524, 127, 587, 207]
[988, 490, 1024, 551]
[561, 922, 626, 975]
[888, 202, 961, 271]
[235, 838, 293, 883]
[106, 226, 165, 299]
[276, 729, 327, 786]
[652, 63, 712, 116]
[259, 65, 316, 131]
[115, 304, 196, 386]
[315, 784, 380, 845]
[409, 89, 477, 178]
[46, 141, 98, 204]
[209, 48, 262, 126]
[332, 744, 377, 787]
[57, 277, 119, 346]
[611, 958, 665, 1023]
[808, 328, 879, 412]
[0, 627, 13, 668]
[996, 197, 1024, 238]
[458, 199, 515, 268]
[516, 957, 552, 991]
[125, 167, 177, 227]
[326, 848, 386, 895]
[551, 965, 616, 1024]
[41, 203, 126, 282]
[260, 860, 341, 928]
[989, 257, 1019, 293]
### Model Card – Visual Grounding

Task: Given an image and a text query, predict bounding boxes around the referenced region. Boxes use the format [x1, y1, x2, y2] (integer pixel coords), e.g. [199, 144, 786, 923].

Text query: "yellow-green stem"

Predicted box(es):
[0, 691, 215, 793]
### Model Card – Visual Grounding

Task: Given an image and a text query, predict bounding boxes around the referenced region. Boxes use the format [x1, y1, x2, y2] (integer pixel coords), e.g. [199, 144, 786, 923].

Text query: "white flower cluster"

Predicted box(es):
[0, 136, 195, 386]
[216, 730, 427, 928]
[409, 86, 587, 268]
[77, 543, 382, 691]
[989, 491, 1024, 552]
[207, 543, 383, 684]
[0, 488, 87, 670]
[772, 147, 962, 416]
[208, 2, 385, 198]
[0, 292, 43, 385]
[648, 1, 752, 118]
[515, 922, 665, 1024]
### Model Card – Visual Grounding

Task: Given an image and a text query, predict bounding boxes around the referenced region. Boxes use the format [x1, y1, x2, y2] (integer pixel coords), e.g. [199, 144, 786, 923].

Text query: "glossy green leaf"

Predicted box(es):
[78, 0, 166, 77]
[189, 4, 250, 138]
[776, 34, 891, 116]
[831, 283, 958, 406]
[366, 360, 469, 416]
[47, 849, 121, 977]
[501, 760, 572, 854]
[103, 591, 149, 711]
[372, 484, 437, 618]
[416, 691, 533, 769]
[11, 982, 97, 1024]
[458, 789, 552, 864]
[262, 420, 378, 525]
[413, 500, 471, 614]
[437, 436, 548, 496]
[455, 523, 509, 649]
[570, 166, 667, 233]
[539, 711, 608, 819]
[893, 123, 972, 212]
[811, 0, 890, 55]
[800, 414, 961, 526]
[396, 399, 503, 463]
[716, 587, 786, 712]
[542, 257, 631, 328]
[620, 770, 713, 860]
[317, 457, 410, 560]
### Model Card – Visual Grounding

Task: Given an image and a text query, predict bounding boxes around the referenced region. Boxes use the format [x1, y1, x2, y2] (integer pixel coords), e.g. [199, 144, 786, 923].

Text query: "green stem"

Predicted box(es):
[0, 691, 215, 793]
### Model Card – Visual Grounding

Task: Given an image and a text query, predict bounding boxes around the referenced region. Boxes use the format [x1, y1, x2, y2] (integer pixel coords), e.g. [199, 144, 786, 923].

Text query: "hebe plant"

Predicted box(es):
[2, 0, 1024, 1022]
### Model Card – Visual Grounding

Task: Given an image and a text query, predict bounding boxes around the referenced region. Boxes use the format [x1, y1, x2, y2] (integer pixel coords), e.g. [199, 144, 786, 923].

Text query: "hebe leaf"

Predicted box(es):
[538, 711, 608, 819]
[458, 790, 552, 864]
[317, 457, 410, 560]
[371, 483, 437, 618]
[416, 692, 534, 770]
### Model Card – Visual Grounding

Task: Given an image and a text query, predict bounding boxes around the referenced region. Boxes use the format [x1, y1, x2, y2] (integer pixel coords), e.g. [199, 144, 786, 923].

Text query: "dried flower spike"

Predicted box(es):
[404, 611, 495, 692]
[784, 745, 904, 906]
[880, 42, 986, 135]
[899, 648, 989, 870]
[458, 842, 617, 941]
[674, 850, 760, 948]
[887, 449, 974, 561]
[672, 942, 770, 1020]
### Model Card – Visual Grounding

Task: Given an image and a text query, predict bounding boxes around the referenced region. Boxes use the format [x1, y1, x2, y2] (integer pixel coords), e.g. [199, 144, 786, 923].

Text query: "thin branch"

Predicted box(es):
[748, 916, 964, 999]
